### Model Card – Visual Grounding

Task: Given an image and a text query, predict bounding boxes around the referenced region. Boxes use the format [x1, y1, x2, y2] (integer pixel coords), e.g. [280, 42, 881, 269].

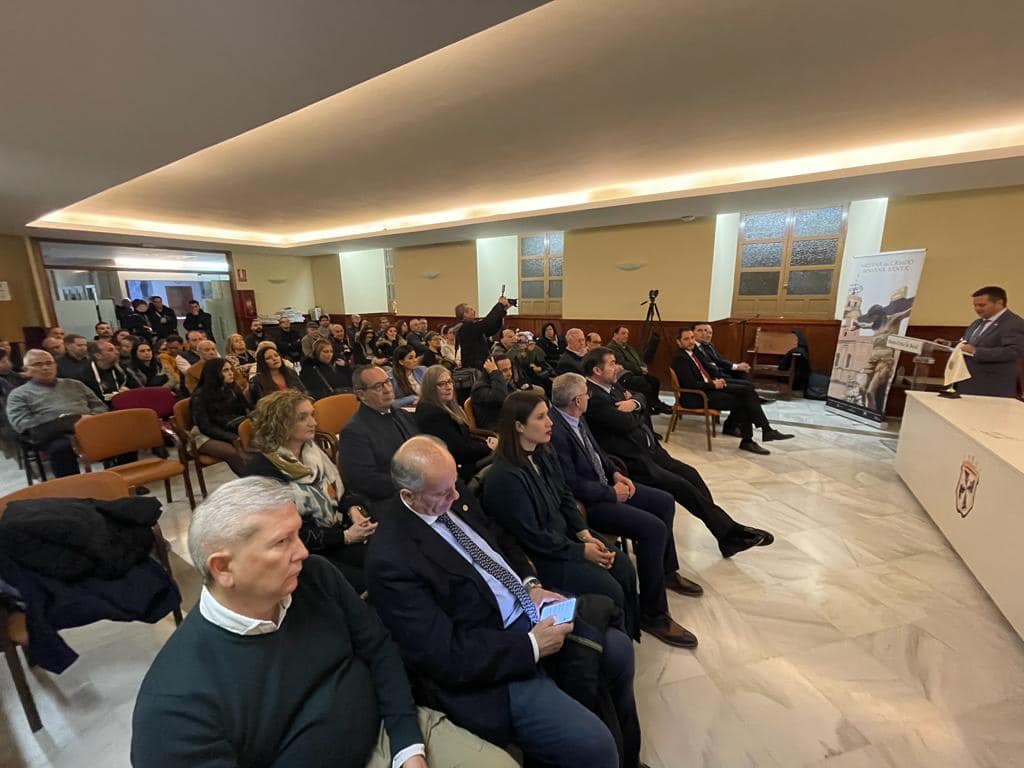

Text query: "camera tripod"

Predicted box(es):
[639, 291, 672, 364]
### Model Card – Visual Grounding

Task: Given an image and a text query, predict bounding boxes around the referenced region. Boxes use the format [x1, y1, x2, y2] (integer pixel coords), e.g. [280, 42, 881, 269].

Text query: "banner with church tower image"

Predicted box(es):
[826, 249, 927, 424]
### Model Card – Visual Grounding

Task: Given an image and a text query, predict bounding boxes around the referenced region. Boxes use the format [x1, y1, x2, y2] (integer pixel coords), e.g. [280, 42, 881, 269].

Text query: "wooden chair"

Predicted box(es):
[0, 472, 183, 732]
[664, 369, 720, 451]
[463, 397, 478, 429]
[170, 398, 218, 501]
[73, 408, 193, 508]
[312, 394, 359, 460]
[112, 386, 177, 429]
[237, 418, 255, 453]
[747, 328, 799, 398]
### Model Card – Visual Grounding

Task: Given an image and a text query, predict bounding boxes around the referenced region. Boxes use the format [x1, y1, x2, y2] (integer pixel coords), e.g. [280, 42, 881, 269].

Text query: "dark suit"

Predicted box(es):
[697, 341, 749, 381]
[671, 348, 769, 439]
[585, 379, 738, 542]
[456, 302, 508, 371]
[550, 408, 677, 623]
[146, 305, 178, 339]
[469, 371, 513, 431]
[414, 401, 491, 481]
[958, 309, 1024, 397]
[273, 327, 303, 362]
[555, 349, 586, 375]
[366, 494, 632, 768]
[338, 403, 418, 502]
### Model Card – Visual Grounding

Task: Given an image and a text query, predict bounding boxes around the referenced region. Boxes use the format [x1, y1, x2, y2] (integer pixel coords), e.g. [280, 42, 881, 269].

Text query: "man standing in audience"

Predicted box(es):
[147, 295, 178, 340]
[125, 299, 155, 342]
[556, 328, 588, 374]
[132, 477, 512, 768]
[339, 365, 420, 503]
[550, 373, 700, 648]
[94, 321, 114, 341]
[83, 339, 139, 404]
[274, 316, 303, 363]
[58, 333, 91, 380]
[583, 347, 774, 559]
[455, 295, 510, 370]
[185, 340, 222, 394]
[183, 299, 215, 342]
[346, 313, 363, 347]
[6, 349, 107, 476]
[608, 326, 670, 415]
[367, 437, 638, 768]
[672, 328, 792, 455]
[244, 318, 265, 351]
[949, 286, 1024, 397]
[692, 322, 751, 381]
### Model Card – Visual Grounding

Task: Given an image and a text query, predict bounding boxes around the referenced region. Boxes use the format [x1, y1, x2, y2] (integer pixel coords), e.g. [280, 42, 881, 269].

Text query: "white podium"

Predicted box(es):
[896, 392, 1024, 639]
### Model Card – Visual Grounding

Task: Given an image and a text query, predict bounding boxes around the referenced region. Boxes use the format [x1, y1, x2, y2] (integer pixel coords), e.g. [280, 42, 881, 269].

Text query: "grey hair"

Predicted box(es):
[565, 327, 584, 341]
[187, 477, 298, 584]
[352, 364, 385, 390]
[391, 435, 450, 493]
[551, 372, 588, 408]
[22, 349, 51, 366]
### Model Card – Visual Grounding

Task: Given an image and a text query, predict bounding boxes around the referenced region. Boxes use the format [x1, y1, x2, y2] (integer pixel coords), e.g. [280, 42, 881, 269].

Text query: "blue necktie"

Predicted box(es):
[579, 423, 608, 485]
[438, 512, 539, 625]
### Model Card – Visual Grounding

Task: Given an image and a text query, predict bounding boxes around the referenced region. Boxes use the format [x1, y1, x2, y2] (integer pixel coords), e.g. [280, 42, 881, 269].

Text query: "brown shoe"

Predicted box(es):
[664, 572, 704, 598]
[640, 617, 698, 648]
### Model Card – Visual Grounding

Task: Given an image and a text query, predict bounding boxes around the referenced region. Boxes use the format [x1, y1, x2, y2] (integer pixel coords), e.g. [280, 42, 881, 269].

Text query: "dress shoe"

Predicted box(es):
[719, 527, 767, 558]
[640, 616, 698, 648]
[652, 401, 674, 415]
[665, 572, 704, 597]
[739, 439, 770, 455]
[721, 424, 744, 438]
[134, 486, 151, 496]
[762, 428, 794, 442]
[740, 525, 774, 547]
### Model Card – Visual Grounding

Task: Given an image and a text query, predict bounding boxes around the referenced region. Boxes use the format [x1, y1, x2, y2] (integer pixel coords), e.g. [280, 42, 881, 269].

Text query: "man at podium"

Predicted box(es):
[942, 286, 1024, 397]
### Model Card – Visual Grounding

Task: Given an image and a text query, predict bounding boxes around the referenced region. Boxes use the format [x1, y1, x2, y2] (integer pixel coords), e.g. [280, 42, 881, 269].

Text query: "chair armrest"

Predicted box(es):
[163, 426, 192, 462]
[678, 388, 711, 408]
[469, 428, 498, 439]
[314, 431, 338, 460]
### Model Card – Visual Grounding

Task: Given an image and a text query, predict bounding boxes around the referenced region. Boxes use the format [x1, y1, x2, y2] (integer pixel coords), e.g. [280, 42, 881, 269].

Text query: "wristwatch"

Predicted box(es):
[523, 577, 542, 591]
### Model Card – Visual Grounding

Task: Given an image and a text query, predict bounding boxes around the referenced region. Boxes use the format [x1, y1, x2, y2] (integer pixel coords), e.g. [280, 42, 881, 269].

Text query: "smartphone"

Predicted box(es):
[540, 597, 577, 625]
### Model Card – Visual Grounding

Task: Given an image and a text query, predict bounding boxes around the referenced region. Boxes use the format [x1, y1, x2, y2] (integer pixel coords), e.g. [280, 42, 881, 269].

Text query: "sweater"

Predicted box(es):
[5, 378, 107, 433]
[131, 556, 421, 768]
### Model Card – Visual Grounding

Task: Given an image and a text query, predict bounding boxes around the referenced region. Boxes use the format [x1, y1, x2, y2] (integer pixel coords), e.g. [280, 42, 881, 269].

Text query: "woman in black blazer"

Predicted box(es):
[299, 339, 352, 400]
[248, 345, 306, 403]
[414, 365, 494, 481]
[189, 358, 251, 476]
[482, 390, 640, 640]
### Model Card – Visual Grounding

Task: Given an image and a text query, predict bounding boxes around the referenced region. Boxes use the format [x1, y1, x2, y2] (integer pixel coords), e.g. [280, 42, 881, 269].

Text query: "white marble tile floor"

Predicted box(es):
[1, 399, 1022, 767]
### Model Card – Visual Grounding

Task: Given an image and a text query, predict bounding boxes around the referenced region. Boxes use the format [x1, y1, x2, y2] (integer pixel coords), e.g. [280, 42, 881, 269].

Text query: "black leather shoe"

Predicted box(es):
[762, 428, 794, 442]
[722, 425, 744, 438]
[665, 572, 704, 597]
[652, 401, 674, 415]
[739, 439, 770, 455]
[641, 617, 698, 648]
[740, 525, 774, 546]
[719, 527, 767, 558]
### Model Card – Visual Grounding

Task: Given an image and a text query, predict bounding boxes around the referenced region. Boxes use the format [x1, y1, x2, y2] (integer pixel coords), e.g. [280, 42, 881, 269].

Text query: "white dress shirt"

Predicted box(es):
[969, 306, 1009, 342]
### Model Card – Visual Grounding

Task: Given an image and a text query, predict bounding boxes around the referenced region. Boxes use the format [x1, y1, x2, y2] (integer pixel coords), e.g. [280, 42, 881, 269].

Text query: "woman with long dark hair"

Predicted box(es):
[127, 340, 173, 388]
[352, 328, 387, 367]
[373, 325, 401, 360]
[189, 358, 251, 476]
[482, 390, 640, 639]
[389, 344, 427, 407]
[415, 365, 495, 481]
[537, 322, 564, 365]
[246, 389, 376, 592]
[248, 345, 305, 403]
[299, 339, 352, 400]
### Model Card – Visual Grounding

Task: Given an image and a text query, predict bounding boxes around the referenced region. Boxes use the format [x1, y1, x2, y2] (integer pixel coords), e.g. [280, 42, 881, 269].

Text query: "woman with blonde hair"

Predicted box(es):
[246, 389, 376, 591]
[414, 365, 494, 481]
[224, 332, 256, 366]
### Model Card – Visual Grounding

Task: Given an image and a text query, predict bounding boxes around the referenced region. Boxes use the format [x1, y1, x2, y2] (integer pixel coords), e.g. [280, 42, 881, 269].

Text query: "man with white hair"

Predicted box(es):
[132, 477, 514, 768]
[185, 339, 221, 394]
[5, 349, 107, 476]
[555, 328, 588, 375]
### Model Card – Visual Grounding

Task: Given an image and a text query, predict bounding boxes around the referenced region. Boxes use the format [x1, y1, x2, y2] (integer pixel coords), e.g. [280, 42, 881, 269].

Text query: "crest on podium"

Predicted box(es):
[955, 456, 980, 518]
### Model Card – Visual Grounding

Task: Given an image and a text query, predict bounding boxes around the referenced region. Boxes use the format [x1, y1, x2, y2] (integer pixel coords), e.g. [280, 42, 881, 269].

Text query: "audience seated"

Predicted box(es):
[181, 330, 205, 365]
[117, 333, 139, 366]
[329, 323, 353, 361]
[586, 331, 603, 351]
[127, 340, 174, 389]
[132, 477, 507, 768]
[224, 333, 256, 366]
[317, 313, 332, 338]
[482, 391, 641, 641]
[455, 295, 510, 370]
[182, 299, 215, 342]
[247, 390, 376, 593]
[490, 328, 523, 361]
[146, 295, 178, 339]
[189, 358, 250, 476]
[353, 328, 388, 367]
[300, 339, 352, 400]
[94, 321, 114, 341]
[41, 335, 65, 360]
[161, 334, 191, 379]
[517, 332, 554, 392]
[57, 333, 91, 380]
[300, 320, 323, 359]
[367, 436, 639, 768]
[550, 373, 699, 648]
[583, 347, 775, 558]
[5, 349, 107, 476]
[693, 322, 751, 380]
[339, 365, 419, 503]
[0, 348, 25, 399]
[244, 318, 266, 351]
[374, 325, 401, 360]
[249, 346, 306, 403]
[469, 355, 516, 431]
[272, 316, 303, 363]
[0, 348, 25, 458]
[538, 322, 565, 365]
[608, 326, 671, 415]
[44, 326, 66, 343]
[405, 318, 427, 353]
[82, 339, 139, 404]
[555, 327, 588, 375]
[345, 313, 363, 347]
[124, 299, 155, 342]
[672, 327, 792, 455]
[390, 345, 427, 407]
[184, 339, 222, 394]
[440, 326, 458, 368]
[420, 331, 447, 368]
[415, 365, 495, 481]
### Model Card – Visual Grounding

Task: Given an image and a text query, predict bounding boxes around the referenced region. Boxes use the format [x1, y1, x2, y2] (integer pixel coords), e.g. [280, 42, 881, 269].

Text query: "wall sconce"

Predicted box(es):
[615, 262, 647, 272]
[268, 277, 288, 284]
[421, 271, 441, 280]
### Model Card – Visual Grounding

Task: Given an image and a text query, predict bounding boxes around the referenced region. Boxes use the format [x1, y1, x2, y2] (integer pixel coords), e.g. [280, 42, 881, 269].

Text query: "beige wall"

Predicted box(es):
[881, 186, 1024, 326]
[393, 241, 477, 316]
[230, 249, 315, 316]
[310, 253, 345, 314]
[0, 234, 47, 342]
[563, 218, 716, 320]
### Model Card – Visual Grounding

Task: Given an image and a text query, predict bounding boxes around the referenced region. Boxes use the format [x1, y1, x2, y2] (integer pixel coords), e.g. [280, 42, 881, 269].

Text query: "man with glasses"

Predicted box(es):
[5, 349, 107, 476]
[339, 365, 420, 503]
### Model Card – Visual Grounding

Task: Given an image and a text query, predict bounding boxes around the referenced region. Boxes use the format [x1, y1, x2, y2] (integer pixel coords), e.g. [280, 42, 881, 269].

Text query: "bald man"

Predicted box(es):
[555, 328, 588, 375]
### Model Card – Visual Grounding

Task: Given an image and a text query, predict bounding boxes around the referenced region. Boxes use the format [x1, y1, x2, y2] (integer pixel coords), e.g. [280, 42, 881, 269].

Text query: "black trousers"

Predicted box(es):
[584, 483, 677, 623]
[38, 436, 80, 477]
[706, 385, 770, 439]
[625, 447, 737, 542]
[621, 372, 663, 411]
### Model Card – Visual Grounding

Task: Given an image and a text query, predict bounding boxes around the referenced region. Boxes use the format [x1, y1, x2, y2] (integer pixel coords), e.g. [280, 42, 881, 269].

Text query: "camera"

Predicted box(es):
[501, 285, 519, 307]
[648, 289, 659, 301]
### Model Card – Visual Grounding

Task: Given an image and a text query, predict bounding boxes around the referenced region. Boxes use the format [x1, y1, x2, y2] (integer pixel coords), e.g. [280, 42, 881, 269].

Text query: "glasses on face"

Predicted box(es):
[436, 379, 454, 387]
[361, 380, 393, 393]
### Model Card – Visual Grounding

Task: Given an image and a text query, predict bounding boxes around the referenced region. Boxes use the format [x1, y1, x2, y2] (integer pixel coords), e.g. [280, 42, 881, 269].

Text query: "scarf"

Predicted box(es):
[263, 442, 345, 528]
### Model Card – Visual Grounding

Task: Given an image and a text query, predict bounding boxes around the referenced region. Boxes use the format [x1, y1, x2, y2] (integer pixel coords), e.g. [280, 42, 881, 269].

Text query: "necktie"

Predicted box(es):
[970, 319, 990, 343]
[438, 513, 539, 625]
[691, 352, 711, 382]
[579, 423, 609, 485]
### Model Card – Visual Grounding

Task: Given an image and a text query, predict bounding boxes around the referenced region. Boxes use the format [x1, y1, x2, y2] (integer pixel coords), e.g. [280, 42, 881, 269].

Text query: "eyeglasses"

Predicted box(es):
[360, 380, 393, 392]
[436, 379, 454, 387]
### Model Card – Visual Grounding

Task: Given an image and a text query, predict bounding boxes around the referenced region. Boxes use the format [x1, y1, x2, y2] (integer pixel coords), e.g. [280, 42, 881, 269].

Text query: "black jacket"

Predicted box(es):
[549, 409, 618, 506]
[671, 349, 719, 408]
[456, 302, 507, 370]
[147, 305, 178, 338]
[555, 349, 586, 375]
[584, 380, 654, 466]
[273, 327, 303, 362]
[299, 358, 352, 400]
[365, 493, 538, 745]
[248, 366, 306, 404]
[124, 311, 155, 341]
[414, 401, 490, 481]
[244, 331, 265, 351]
[183, 311, 215, 342]
[469, 371, 513, 431]
[538, 336, 564, 365]
[191, 385, 250, 442]
[338, 404, 418, 502]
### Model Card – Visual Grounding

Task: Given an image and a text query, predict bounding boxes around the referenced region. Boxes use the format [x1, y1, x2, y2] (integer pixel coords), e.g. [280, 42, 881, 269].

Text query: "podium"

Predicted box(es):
[886, 336, 955, 391]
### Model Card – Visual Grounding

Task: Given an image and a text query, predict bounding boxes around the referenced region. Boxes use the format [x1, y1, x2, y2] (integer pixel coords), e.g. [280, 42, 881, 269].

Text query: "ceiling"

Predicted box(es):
[39, 242, 228, 271]
[10, 0, 1024, 254]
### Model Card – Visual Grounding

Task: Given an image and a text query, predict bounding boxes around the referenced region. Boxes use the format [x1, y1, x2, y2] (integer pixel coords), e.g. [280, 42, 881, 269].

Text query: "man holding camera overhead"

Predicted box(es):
[454, 293, 512, 371]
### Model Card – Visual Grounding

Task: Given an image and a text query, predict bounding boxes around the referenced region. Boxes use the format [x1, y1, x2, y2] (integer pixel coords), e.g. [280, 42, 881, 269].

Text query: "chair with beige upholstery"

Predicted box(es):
[0, 471, 183, 732]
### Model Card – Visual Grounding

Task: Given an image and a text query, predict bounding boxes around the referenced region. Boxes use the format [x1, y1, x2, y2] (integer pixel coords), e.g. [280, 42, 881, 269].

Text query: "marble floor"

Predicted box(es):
[2, 398, 1023, 767]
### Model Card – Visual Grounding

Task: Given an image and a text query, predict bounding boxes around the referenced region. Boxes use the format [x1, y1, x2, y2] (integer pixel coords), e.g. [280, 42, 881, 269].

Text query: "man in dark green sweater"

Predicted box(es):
[131, 477, 516, 768]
